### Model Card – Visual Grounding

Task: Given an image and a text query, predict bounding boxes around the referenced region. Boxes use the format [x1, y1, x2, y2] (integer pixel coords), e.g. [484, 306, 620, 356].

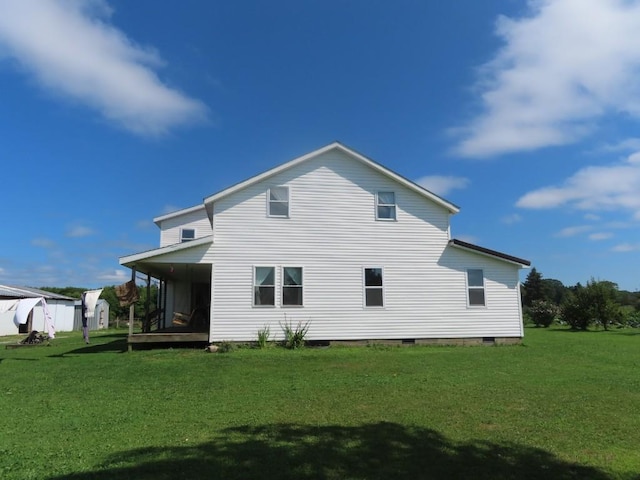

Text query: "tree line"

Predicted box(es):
[522, 268, 640, 330]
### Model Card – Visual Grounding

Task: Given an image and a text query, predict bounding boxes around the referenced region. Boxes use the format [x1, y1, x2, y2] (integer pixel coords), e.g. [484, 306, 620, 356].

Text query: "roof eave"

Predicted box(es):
[153, 204, 206, 226]
[119, 236, 213, 266]
[449, 239, 531, 267]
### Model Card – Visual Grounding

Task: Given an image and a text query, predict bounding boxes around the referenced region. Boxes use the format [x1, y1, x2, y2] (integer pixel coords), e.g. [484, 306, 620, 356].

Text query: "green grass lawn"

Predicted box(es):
[1, 327, 638, 479]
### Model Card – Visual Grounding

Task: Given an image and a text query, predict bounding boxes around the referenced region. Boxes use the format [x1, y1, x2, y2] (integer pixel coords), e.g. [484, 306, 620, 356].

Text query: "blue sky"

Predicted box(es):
[0, 0, 639, 291]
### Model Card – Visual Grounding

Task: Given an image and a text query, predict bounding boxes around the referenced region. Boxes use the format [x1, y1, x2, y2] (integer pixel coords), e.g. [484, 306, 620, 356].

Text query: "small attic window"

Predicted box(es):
[181, 229, 195, 242]
[376, 192, 396, 220]
[268, 186, 289, 217]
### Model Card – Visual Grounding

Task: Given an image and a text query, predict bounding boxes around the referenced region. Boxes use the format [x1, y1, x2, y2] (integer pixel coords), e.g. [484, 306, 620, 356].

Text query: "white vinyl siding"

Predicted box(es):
[209, 149, 523, 342]
[158, 207, 212, 247]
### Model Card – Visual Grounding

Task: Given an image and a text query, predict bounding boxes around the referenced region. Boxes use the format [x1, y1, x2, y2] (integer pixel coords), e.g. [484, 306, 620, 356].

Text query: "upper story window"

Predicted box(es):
[364, 267, 384, 307]
[467, 269, 486, 307]
[181, 228, 195, 242]
[282, 267, 303, 306]
[376, 192, 396, 220]
[254, 266, 275, 307]
[268, 186, 289, 217]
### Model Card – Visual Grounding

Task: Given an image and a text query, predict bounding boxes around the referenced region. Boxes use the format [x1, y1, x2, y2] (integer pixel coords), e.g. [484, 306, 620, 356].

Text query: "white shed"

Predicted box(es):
[0, 285, 76, 337]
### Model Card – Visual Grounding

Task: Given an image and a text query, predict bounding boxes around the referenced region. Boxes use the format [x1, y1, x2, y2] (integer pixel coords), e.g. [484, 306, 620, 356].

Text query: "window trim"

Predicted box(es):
[282, 266, 303, 307]
[253, 266, 276, 307]
[466, 268, 486, 307]
[363, 267, 385, 308]
[375, 191, 397, 221]
[180, 228, 196, 242]
[267, 186, 290, 218]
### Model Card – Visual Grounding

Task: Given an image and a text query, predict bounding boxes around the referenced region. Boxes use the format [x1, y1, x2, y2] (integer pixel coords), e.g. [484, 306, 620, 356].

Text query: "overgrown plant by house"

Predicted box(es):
[256, 325, 271, 348]
[279, 317, 310, 349]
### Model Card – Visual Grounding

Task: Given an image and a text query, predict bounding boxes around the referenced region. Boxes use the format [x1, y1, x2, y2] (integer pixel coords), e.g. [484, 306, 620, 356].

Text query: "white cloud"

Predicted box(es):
[415, 175, 470, 196]
[599, 137, 640, 153]
[584, 213, 601, 221]
[517, 152, 640, 217]
[31, 237, 55, 248]
[66, 225, 95, 238]
[554, 225, 592, 238]
[0, 0, 207, 135]
[454, 0, 640, 157]
[589, 232, 613, 241]
[135, 219, 153, 230]
[501, 213, 522, 225]
[612, 243, 640, 252]
[97, 269, 129, 282]
[160, 205, 181, 215]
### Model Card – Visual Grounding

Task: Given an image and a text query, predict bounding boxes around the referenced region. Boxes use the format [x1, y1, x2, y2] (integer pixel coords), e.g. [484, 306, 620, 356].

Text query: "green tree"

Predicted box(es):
[541, 278, 567, 305]
[560, 286, 590, 330]
[561, 279, 621, 331]
[523, 267, 545, 308]
[38, 286, 86, 299]
[585, 279, 620, 331]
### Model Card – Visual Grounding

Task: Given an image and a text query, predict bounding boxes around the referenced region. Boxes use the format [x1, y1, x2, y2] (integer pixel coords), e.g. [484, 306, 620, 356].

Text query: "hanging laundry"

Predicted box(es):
[41, 298, 56, 339]
[14, 297, 42, 327]
[81, 289, 102, 344]
[115, 280, 139, 306]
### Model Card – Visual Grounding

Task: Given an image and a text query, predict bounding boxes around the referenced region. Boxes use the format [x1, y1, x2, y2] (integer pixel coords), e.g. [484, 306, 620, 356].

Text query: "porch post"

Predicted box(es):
[145, 273, 151, 333]
[162, 278, 167, 328]
[128, 266, 136, 352]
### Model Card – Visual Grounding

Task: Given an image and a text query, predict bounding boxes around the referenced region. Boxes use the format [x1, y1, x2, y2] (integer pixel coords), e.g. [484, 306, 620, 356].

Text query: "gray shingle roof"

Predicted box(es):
[0, 285, 77, 300]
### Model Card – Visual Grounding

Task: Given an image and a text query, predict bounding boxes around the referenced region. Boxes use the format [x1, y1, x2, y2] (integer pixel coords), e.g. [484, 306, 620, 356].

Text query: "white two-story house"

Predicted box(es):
[120, 142, 530, 345]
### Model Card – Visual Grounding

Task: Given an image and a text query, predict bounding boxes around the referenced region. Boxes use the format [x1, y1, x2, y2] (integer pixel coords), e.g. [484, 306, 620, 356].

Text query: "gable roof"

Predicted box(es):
[202, 142, 460, 216]
[153, 204, 205, 226]
[449, 239, 531, 267]
[0, 285, 76, 300]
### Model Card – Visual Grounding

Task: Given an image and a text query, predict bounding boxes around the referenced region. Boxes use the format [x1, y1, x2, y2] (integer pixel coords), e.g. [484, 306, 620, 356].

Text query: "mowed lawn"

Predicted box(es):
[0, 328, 638, 480]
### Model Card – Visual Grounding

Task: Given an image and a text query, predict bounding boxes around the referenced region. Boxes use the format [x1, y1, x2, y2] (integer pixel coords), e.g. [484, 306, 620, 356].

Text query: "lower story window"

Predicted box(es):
[364, 267, 384, 307]
[282, 267, 303, 306]
[467, 269, 486, 306]
[254, 266, 275, 306]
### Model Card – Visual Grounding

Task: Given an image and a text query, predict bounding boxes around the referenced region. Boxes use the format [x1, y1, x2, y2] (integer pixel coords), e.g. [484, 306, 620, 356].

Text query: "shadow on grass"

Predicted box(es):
[48, 337, 128, 356]
[45, 422, 616, 480]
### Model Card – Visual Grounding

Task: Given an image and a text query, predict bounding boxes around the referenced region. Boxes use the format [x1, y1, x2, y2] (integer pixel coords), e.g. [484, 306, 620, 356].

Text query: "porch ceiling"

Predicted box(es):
[119, 236, 213, 282]
[132, 262, 211, 283]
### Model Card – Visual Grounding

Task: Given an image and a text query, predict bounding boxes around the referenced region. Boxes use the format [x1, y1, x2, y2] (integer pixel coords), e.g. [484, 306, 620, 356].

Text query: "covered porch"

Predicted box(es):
[119, 237, 213, 350]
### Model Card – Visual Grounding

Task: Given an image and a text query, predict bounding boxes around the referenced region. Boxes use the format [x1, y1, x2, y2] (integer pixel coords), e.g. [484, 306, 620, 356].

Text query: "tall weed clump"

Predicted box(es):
[256, 325, 271, 348]
[280, 317, 310, 349]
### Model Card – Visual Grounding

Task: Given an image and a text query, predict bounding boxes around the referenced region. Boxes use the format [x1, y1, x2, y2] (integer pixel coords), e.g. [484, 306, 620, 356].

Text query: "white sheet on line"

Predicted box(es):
[14, 297, 42, 326]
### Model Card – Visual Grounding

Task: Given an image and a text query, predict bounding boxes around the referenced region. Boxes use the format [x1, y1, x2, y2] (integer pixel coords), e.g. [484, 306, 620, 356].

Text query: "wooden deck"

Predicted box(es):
[128, 326, 208, 350]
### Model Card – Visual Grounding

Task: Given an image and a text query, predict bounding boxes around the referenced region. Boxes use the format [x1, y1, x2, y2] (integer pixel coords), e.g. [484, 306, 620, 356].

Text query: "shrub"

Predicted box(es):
[561, 291, 590, 330]
[280, 318, 310, 349]
[256, 325, 271, 348]
[217, 341, 236, 353]
[529, 299, 559, 327]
